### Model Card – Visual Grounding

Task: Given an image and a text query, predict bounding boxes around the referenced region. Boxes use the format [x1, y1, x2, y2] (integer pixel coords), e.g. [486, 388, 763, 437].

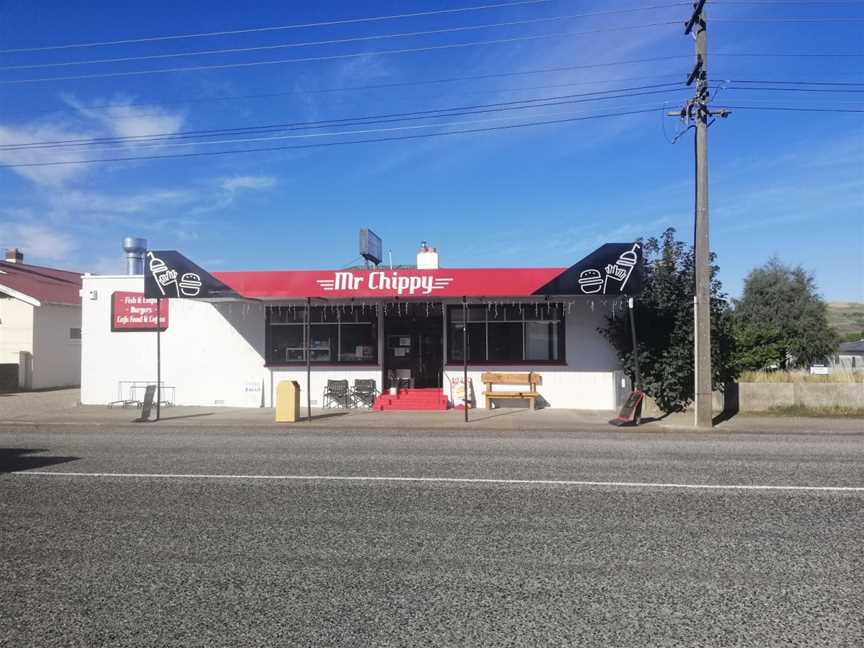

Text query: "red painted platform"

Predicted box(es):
[372, 388, 450, 411]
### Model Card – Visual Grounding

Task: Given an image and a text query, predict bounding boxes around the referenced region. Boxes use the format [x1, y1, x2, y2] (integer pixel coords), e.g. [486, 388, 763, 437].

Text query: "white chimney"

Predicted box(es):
[417, 241, 439, 270]
[5, 248, 23, 263]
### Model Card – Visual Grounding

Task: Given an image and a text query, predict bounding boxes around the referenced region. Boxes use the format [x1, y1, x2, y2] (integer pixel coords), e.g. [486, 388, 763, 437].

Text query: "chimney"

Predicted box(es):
[122, 237, 147, 275]
[5, 248, 23, 263]
[417, 241, 439, 270]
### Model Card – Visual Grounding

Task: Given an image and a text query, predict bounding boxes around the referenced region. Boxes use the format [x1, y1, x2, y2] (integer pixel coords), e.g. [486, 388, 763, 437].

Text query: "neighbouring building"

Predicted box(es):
[80, 239, 642, 410]
[0, 248, 83, 391]
[834, 340, 864, 371]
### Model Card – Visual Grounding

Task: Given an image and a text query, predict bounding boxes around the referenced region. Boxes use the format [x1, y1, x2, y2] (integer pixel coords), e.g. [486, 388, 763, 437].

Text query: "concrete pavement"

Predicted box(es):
[1, 422, 862, 646]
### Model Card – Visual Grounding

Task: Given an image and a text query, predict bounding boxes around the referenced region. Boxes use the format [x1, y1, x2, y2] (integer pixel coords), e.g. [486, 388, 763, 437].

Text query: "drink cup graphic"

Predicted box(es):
[603, 243, 640, 293]
[147, 251, 178, 296]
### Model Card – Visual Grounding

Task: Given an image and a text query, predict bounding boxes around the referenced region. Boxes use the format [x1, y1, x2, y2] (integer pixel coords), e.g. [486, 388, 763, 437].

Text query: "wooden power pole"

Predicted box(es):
[671, 1, 731, 428]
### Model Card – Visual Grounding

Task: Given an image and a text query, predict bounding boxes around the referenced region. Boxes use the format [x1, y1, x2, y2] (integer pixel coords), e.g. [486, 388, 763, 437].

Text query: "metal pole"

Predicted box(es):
[628, 297, 641, 391]
[155, 297, 161, 421]
[463, 296, 468, 422]
[693, 2, 713, 428]
[306, 297, 312, 422]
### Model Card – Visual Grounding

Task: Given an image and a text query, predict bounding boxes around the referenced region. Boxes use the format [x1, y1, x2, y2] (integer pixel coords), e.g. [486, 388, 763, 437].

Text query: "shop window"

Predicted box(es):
[447, 304, 564, 364]
[266, 306, 377, 365]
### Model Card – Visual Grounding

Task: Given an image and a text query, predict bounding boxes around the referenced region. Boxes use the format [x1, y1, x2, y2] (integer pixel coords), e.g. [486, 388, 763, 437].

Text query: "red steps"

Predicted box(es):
[373, 388, 449, 411]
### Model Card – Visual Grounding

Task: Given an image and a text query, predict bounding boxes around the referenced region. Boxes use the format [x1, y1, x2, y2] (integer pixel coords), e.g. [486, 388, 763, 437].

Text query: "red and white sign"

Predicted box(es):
[111, 291, 169, 331]
[215, 268, 565, 299]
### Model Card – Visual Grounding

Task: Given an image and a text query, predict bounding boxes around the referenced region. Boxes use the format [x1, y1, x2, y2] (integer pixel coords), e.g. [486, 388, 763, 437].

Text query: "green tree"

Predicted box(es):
[732, 322, 786, 372]
[600, 228, 736, 413]
[734, 259, 837, 368]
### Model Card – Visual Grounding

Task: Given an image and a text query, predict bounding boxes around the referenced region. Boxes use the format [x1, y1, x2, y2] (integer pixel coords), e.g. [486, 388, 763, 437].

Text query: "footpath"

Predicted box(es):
[1, 388, 861, 434]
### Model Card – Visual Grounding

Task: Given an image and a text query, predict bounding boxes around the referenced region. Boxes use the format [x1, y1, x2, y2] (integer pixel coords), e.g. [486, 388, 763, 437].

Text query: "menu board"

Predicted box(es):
[111, 291, 169, 331]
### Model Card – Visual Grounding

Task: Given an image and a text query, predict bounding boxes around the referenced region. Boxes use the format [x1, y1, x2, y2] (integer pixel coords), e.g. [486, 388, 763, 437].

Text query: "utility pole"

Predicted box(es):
[671, 0, 730, 428]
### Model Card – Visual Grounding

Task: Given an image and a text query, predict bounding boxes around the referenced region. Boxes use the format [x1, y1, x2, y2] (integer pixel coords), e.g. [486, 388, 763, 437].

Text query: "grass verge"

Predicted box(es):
[761, 404, 864, 418]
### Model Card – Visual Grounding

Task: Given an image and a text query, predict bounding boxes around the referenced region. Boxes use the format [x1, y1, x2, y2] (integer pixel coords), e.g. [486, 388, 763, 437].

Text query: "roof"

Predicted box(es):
[0, 260, 82, 306]
[838, 340, 864, 354]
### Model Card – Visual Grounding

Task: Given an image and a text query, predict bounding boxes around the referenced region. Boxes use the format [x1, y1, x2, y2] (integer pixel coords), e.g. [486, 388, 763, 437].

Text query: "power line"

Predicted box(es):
[0, 84, 689, 150]
[0, 25, 686, 85]
[722, 104, 864, 112]
[0, 107, 665, 169]
[0, 1, 689, 54]
[722, 85, 864, 92]
[713, 16, 864, 21]
[0, 16, 688, 71]
[0, 64, 687, 119]
[41, 89, 693, 152]
[712, 78, 864, 85]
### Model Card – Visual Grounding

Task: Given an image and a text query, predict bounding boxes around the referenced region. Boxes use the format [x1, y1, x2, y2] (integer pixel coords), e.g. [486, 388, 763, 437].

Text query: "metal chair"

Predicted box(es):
[322, 379, 350, 408]
[350, 379, 378, 408]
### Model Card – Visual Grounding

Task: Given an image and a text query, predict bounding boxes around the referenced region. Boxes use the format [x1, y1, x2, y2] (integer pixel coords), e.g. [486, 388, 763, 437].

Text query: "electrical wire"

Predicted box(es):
[713, 17, 864, 22]
[722, 104, 864, 112]
[0, 17, 686, 71]
[0, 26, 687, 85]
[722, 85, 864, 92]
[28, 89, 694, 152]
[0, 83, 689, 150]
[0, 1, 690, 54]
[0, 107, 665, 169]
[0, 65, 687, 119]
[710, 78, 864, 86]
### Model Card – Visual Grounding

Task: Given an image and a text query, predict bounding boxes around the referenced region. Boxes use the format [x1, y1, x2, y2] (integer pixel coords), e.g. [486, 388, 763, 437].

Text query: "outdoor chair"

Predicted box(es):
[322, 379, 350, 409]
[350, 379, 378, 408]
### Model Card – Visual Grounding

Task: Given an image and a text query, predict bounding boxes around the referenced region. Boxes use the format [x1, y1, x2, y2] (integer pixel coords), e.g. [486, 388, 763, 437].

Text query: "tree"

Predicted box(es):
[600, 228, 736, 413]
[733, 259, 837, 369]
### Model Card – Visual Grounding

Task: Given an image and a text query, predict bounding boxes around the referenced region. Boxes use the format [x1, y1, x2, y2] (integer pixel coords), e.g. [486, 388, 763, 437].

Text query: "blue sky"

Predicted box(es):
[0, 0, 861, 301]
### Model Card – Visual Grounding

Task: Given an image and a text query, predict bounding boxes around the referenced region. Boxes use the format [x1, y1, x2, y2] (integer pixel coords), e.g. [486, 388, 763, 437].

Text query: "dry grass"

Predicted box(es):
[740, 369, 864, 384]
[765, 404, 864, 418]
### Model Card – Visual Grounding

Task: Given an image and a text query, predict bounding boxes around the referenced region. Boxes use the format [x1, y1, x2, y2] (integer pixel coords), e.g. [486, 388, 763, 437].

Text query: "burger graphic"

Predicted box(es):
[179, 273, 203, 297]
[578, 268, 604, 294]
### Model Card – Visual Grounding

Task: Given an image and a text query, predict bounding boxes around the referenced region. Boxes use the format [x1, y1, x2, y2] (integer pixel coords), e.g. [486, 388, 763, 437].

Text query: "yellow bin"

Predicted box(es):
[275, 380, 301, 423]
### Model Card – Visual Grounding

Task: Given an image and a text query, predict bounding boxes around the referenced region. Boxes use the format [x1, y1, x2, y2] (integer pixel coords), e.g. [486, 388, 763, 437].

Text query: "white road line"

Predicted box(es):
[10, 471, 864, 492]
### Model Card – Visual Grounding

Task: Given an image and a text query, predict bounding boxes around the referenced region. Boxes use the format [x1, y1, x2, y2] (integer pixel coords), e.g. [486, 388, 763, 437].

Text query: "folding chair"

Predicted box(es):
[350, 379, 378, 408]
[322, 379, 350, 408]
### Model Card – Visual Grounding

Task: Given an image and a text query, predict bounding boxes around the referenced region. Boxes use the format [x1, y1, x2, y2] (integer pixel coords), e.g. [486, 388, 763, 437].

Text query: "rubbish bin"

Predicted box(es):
[275, 380, 301, 423]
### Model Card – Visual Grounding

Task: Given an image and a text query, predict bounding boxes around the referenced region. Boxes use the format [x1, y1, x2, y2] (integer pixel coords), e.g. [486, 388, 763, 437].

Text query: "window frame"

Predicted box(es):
[445, 303, 566, 365]
[265, 305, 379, 367]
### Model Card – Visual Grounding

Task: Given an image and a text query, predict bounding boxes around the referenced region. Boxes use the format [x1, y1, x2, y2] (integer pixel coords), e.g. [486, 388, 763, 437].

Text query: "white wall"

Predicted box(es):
[81, 275, 266, 407]
[443, 299, 624, 409]
[32, 303, 82, 389]
[0, 296, 33, 364]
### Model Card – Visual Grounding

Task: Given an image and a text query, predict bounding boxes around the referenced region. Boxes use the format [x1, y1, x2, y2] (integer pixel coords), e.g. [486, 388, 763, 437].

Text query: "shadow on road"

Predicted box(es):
[0, 448, 79, 473]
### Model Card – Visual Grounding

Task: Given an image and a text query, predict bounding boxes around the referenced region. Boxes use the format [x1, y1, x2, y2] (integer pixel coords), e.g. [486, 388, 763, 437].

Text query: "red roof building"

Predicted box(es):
[0, 249, 83, 391]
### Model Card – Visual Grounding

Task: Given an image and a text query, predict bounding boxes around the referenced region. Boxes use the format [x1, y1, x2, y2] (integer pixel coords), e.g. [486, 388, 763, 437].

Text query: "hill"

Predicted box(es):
[827, 302, 864, 342]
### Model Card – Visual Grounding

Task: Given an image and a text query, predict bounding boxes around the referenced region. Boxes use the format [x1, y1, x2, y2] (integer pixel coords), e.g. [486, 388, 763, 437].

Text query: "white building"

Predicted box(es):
[80, 243, 640, 411]
[0, 248, 82, 391]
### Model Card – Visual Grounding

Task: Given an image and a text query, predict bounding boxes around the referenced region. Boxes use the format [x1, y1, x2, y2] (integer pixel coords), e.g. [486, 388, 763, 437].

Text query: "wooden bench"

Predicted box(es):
[481, 372, 543, 410]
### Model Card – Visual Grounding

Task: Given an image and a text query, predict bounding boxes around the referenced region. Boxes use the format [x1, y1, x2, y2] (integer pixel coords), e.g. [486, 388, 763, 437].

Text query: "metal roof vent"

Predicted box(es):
[122, 237, 147, 275]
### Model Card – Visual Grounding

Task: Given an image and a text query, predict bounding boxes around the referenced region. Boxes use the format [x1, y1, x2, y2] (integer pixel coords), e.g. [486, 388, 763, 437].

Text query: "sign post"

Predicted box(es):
[155, 298, 161, 421]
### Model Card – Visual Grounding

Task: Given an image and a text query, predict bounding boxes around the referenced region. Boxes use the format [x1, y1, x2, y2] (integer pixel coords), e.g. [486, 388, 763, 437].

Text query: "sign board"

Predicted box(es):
[144, 250, 238, 300]
[111, 291, 168, 331]
[137, 384, 157, 422]
[535, 242, 643, 296]
[359, 228, 383, 266]
[609, 390, 644, 426]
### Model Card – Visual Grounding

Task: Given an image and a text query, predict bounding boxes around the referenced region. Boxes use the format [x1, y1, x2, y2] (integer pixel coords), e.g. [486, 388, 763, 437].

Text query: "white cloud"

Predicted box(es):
[0, 222, 77, 261]
[0, 122, 97, 186]
[65, 94, 185, 143]
[220, 175, 277, 193]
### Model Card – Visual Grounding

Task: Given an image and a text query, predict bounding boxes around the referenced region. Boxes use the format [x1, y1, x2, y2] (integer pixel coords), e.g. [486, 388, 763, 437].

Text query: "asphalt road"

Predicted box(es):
[1, 424, 862, 647]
